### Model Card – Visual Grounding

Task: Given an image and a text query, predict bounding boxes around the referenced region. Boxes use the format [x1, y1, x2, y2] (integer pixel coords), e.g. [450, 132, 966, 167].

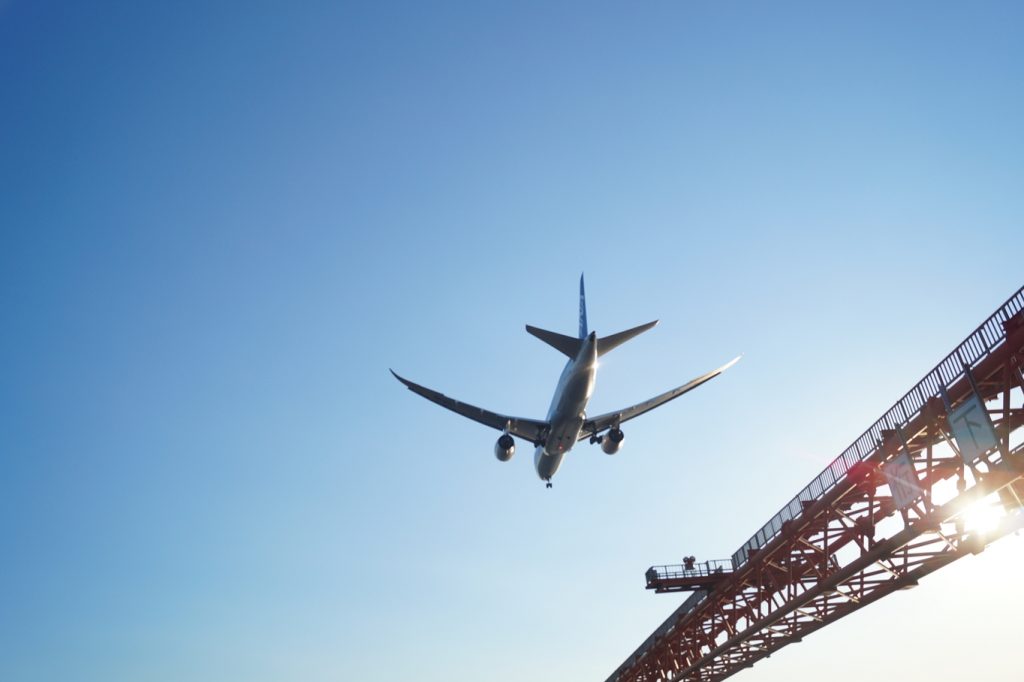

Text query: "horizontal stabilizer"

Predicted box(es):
[526, 325, 584, 358]
[597, 320, 658, 357]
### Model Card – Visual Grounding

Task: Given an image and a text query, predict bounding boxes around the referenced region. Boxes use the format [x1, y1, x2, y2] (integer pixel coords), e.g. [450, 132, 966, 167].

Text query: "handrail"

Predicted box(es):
[646, 559, 733, 581]
[730, 286, 1024, 568]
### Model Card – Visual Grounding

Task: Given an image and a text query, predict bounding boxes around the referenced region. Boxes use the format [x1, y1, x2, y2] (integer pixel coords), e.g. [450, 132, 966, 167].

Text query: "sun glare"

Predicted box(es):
[962, 499, 1004, 535]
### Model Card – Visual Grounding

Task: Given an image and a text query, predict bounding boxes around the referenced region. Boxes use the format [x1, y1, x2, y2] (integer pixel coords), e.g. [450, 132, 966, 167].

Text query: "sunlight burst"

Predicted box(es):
[962, 499, 1004, 535]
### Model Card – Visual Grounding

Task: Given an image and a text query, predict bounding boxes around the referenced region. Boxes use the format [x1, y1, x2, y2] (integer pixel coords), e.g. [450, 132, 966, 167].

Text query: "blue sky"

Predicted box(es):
[2, 2, 1023, 680]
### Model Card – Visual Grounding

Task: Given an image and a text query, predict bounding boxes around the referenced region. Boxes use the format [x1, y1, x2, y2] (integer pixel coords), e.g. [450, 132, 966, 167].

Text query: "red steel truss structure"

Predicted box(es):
[607, 286, 1024, 682]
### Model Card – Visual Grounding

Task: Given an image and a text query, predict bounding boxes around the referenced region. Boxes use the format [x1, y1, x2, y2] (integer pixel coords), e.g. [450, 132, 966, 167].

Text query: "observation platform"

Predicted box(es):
[645, 560, 733, 593]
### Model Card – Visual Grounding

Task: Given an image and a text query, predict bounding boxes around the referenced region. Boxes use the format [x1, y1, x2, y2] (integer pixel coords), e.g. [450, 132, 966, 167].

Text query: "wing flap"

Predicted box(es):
[580, 356, 741, 440]
[391, 370, 549, 444]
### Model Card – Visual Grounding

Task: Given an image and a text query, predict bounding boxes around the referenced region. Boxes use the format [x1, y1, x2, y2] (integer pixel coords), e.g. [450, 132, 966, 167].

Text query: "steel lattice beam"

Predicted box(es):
[607, 287, 1024, 682]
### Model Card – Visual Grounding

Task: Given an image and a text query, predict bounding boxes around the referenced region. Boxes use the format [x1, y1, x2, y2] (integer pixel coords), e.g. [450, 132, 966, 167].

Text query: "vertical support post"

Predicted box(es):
[1002, 363, 1013, 463]
[925, 426, 934, 509]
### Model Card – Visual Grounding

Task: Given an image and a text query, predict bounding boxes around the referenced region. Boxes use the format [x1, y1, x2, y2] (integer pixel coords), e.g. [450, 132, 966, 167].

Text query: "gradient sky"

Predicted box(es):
[2, 2, 1023, 681]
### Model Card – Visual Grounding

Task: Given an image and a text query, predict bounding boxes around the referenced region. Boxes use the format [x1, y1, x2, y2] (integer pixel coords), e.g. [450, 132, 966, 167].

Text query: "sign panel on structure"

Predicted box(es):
[883, 452, 923, 510]
[948, 393, 999, 463]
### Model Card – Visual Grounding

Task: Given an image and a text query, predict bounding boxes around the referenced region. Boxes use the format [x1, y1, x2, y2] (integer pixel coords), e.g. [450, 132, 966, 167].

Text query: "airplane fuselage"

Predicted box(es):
[534, 331, 598, 481]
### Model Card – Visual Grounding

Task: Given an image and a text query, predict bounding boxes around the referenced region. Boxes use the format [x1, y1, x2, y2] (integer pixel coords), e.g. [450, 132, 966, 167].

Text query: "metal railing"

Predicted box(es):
[730, 286, 1024, 568]
[646, 559, 733, 583]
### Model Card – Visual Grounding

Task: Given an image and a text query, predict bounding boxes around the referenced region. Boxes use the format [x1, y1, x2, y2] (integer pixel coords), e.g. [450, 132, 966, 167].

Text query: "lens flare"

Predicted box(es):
[962, 499, 1004, 535]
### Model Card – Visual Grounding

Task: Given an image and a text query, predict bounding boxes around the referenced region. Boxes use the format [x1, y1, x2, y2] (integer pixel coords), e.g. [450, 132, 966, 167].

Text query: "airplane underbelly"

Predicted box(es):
[536, 350, 593, 481]
[535, 447, 564, 480]
[534, 417, 581, 480]
[545, 421, 581, 455]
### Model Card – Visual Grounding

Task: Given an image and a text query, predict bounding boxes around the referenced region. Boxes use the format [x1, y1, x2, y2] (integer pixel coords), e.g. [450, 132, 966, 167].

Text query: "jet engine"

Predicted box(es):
[601, 428, 624, 455]
[494, 434, 515, 461]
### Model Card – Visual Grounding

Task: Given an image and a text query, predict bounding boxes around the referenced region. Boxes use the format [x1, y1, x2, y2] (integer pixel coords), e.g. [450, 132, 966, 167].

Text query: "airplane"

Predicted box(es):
[391, 275, 739, 488]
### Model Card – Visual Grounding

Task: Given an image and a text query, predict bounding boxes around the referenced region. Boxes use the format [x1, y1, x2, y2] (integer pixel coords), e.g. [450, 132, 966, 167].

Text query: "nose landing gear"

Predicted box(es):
[545, 478, 553, 489]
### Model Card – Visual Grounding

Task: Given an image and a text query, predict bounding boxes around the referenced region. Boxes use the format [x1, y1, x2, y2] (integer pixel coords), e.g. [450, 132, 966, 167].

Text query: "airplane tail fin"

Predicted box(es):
[526, 325, 584, 358]
[597, 320, 658, 357]
[528, 275, 656, 358]
[579, 273, 588, 340]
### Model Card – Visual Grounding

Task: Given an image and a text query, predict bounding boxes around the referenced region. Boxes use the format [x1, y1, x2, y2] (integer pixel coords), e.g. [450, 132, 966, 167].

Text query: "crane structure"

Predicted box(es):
[607, 286, 1024, 682]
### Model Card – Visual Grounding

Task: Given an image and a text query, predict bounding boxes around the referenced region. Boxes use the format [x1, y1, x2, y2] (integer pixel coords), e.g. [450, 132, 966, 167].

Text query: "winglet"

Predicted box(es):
[390, 368, 412, 388]
[579, 273, 588, 340]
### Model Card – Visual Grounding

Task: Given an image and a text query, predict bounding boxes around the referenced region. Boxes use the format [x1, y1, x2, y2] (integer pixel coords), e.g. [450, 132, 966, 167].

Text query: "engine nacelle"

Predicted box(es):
[494, 434, 515, 462]
[601, 428, 624, 455]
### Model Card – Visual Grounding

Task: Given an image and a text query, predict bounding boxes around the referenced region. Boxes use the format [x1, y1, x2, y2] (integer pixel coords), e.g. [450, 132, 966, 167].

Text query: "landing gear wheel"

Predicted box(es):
[545, 479, 553, 489]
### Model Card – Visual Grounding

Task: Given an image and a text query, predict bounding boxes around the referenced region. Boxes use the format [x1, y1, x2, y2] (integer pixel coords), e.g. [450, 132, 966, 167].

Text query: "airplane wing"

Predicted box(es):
[391, 370, 549, 444]
[580, 356, 741, 440]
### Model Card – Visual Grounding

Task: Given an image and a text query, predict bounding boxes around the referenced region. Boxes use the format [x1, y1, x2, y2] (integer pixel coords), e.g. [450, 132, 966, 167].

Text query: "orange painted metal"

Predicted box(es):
[607, 287, 1024, 682]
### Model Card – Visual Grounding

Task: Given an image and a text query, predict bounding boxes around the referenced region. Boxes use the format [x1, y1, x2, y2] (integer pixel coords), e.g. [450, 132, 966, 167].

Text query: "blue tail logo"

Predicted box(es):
[579, 273, 588, 339]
